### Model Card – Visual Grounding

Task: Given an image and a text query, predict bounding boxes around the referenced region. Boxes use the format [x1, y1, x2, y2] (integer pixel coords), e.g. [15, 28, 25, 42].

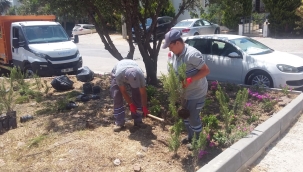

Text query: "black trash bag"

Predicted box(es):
[83, 82, 93, 94]
[76, 66, 94, 82]
[92, 86, 101, 94]
[51, 75, 74, 91]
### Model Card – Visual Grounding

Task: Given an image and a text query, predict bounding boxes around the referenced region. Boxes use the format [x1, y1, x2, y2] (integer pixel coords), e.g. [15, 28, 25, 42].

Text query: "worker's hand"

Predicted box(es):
[129, 103, 137, 113]
[182, 77, 192, 88]
[142, 106, 149, 117]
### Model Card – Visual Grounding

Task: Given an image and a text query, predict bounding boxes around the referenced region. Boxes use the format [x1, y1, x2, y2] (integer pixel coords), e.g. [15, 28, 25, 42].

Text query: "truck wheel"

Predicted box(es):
[24, 66, 35, 78]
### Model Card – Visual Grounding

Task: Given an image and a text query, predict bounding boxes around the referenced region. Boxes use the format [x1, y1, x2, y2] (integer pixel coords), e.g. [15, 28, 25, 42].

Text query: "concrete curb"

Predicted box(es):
[197, 91, 303, 172]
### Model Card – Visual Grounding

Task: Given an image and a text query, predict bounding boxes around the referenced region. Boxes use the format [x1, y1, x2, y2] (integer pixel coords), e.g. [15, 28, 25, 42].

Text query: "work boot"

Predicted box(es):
[134, 122, 147, 129]
[181, 137, 192, 145]
[113, 125, 125, 132]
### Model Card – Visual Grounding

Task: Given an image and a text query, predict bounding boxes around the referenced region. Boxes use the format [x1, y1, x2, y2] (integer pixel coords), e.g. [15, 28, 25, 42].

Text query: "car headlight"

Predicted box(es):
[76, 50, 80, 57]
[31, 50, 48, 59]
[277, 64, 299, 73]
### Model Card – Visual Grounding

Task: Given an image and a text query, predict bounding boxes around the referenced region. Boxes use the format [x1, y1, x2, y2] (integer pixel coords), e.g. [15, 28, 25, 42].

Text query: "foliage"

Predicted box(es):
[233, 88, 248, 116]
[262, 99, 275, 112]
[262, 0, 301, 35]
[280, 84, 292, 96]
[0, 78, 15, 112]
[0, 0, 11, 14]
[149, 97, 161, 116]
[191, 132, 207, 158]
[168, 119, 183, 152]
[56, 97, 69, 111]
[146, 85, 157, 100]
[252, 12, 266, 25]
[202, 114, 219, 130]
[28, 134, 47, 148]
[200, 3, 223, 24]
[295, 0, 303, 33]
[162, 63, 187, 152]
[215, 84, 233, 134]
[161, 63, 186, 118]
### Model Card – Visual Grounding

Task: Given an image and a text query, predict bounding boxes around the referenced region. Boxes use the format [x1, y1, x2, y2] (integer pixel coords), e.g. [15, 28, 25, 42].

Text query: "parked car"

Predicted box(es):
[132, 16, 174, 41]
[72, 24, 96, 35]
[171, 19, 220, 37]
[173, 34, 303, 89]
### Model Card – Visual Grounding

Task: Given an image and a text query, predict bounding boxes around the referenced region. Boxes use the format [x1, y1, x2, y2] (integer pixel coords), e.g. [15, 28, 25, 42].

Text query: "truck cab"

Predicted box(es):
[0, 15, 82, 77]
[11, 21, 82, 76]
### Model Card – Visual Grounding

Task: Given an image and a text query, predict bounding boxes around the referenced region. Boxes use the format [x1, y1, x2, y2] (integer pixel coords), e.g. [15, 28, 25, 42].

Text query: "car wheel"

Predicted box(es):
[194, 32, 199, 36]
[248, 71, 273, 88]
[215, 28, 220, 34]
[24, 65, 35, 78]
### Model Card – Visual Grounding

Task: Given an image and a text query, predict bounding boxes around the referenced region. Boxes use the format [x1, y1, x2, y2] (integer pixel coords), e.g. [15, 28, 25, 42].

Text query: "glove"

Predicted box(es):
[129, 103, 137, 113]
[183, 77, 192, 88]
[142, 106, 149, 117]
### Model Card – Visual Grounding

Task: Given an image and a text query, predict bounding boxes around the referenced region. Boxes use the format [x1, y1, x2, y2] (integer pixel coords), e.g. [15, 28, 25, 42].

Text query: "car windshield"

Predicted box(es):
[174, 20, 193, 27]
[230, 37, 273, 55]
[23, 25, 69, 44]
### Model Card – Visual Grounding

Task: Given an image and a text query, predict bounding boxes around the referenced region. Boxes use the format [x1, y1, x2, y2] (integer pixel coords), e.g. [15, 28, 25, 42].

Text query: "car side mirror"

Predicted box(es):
[228, 52, 241, 58]
[12, 38, 20, 48]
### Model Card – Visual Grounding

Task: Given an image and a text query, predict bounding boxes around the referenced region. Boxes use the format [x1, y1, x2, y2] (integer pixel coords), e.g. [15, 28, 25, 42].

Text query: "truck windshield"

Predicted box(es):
[23, 25, 69, 44]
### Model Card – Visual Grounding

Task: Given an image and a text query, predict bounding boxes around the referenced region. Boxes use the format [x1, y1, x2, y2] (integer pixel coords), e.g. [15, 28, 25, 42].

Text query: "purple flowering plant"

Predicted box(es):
[198, 150, 209, 159]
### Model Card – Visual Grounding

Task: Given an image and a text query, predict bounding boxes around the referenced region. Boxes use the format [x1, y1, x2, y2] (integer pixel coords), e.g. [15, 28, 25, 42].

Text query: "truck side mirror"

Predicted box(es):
[13, 38, 20, 48]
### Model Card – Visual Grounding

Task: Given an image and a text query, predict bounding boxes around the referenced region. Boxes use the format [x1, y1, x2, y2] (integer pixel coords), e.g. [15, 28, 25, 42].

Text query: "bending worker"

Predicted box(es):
[110, 59, 149, 132]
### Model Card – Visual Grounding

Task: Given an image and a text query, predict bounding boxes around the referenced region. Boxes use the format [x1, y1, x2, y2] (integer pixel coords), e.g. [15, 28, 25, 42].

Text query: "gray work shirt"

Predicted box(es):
[112, 59, 146, 87]
[169, 44, 208, 99]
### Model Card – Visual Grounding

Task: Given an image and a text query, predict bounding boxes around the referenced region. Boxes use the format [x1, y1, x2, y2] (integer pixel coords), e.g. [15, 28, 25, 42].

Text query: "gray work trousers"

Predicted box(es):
[110, 77, 142, 126]
[183, 96, 206, 140]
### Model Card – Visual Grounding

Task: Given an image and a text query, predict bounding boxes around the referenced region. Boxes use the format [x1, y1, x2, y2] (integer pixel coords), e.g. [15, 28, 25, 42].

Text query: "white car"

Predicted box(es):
[72, 24, 96, 35]
[177, 34, 303, 89]
[171, 19, 220, 37]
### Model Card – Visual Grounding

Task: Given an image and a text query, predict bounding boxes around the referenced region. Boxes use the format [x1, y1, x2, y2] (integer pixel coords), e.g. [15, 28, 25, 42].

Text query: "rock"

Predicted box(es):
[133, 163, 141, 172]
[17, 141, 25, 149]
[30, 102, 37, 106]
[142, 146, 148, 152]
[113, 158, 121, 166]
[136, 152, 145, 158]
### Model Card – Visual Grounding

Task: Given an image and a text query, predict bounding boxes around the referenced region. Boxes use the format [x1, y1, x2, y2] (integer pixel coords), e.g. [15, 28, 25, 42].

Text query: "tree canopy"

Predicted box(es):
[0, 0, 11, 14]
[263, 0, 302, 34]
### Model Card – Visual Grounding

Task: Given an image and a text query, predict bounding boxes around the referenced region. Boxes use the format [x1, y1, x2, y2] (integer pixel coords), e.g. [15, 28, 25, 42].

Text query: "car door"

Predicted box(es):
[202, 20, 214, 34]
[192, 20, 203, 35]
[11, 26, 27, 69]
[208, 39, 243, 83]
[186, 38, 214, 79]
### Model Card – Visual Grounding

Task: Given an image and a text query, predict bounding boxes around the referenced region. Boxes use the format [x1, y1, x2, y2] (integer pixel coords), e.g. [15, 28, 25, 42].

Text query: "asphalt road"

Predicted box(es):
[75, 33, 303, 76]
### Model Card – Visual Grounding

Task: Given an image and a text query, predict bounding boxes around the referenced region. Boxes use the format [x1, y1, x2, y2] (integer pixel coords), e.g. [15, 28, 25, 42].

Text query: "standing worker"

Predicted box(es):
[162, 30, 210, 148]
[110, 59, 149, 132]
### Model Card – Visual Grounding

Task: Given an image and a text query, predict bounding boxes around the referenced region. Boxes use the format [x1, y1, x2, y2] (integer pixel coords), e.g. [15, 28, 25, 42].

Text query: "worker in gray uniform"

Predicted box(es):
[162, 30, 210, 149]
[110, 59, 149, 132]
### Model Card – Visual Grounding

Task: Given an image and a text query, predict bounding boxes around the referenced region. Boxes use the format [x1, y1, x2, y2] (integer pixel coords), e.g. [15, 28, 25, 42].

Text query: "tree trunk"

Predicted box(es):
[143, 54, 158, 86]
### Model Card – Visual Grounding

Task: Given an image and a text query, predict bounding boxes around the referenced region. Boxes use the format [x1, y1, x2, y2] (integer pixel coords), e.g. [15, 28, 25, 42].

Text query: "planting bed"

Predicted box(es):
[0, 74, 298, 172]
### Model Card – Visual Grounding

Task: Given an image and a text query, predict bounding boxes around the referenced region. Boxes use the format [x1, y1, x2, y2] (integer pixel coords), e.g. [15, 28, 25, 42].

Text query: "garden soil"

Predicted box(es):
[0, 75, 299, 172]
